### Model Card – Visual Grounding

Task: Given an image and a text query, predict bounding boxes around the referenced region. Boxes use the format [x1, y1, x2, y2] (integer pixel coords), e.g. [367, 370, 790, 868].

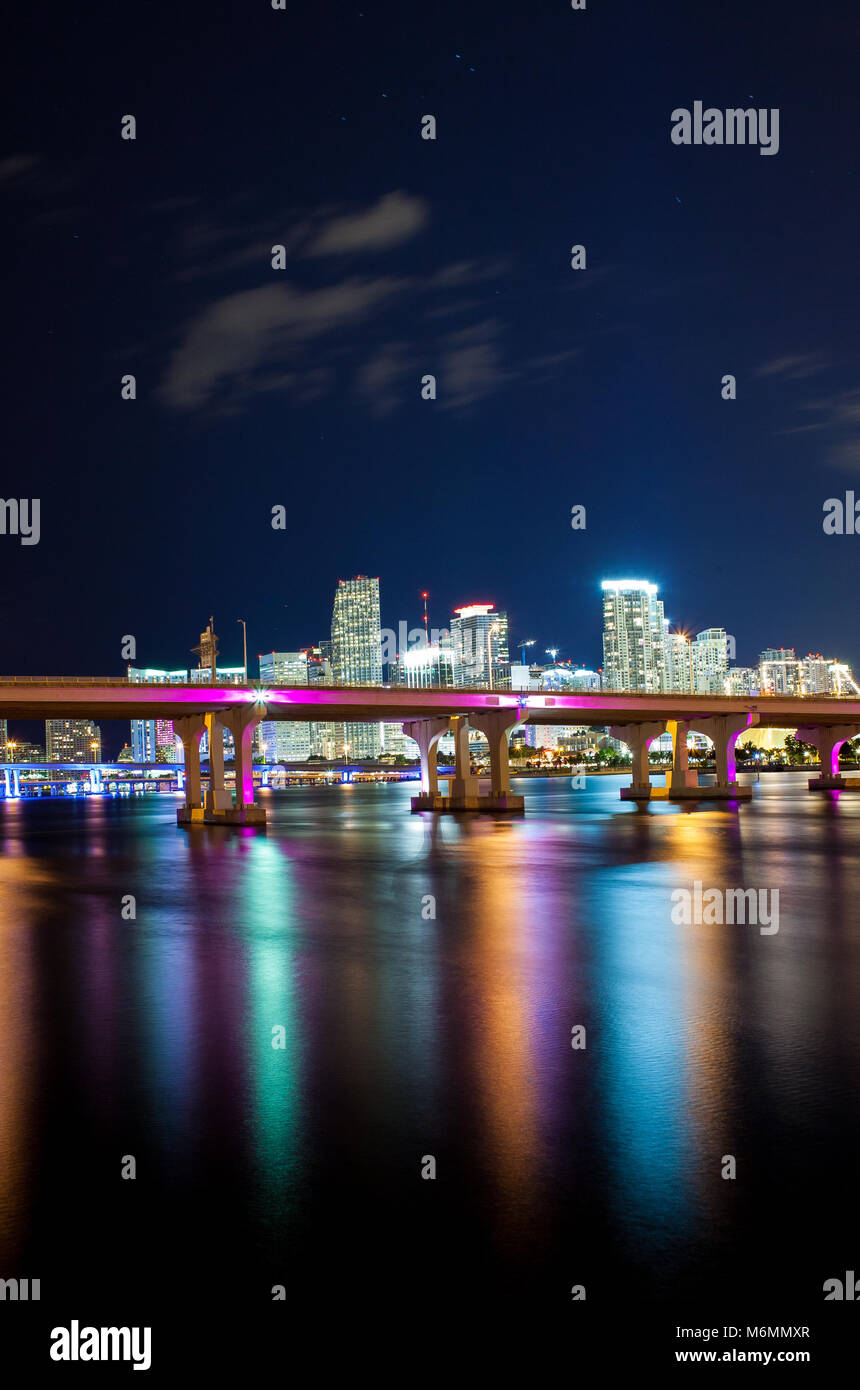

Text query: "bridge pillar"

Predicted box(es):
[450, 715, 479, 800]
[798, 723, 860, 790]
[218, 707, 266, 821]
[609, 722, 667, 801]
[173, 715, 206, 821]
[402, 717, 449, 796]
[205, 714, 232, 813]
[408, 713, 524, 813]
[684, 712, 759, 799]
[468, 711, 524, 810]
[666, 720, 699, 792]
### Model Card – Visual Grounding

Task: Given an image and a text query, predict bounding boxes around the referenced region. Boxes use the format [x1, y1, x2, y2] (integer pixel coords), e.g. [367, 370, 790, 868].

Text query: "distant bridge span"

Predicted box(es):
[2, 681, 859, 820]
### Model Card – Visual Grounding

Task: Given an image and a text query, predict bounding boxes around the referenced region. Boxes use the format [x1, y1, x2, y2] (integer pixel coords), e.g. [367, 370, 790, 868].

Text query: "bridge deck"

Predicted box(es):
[1, 682, 859, 726]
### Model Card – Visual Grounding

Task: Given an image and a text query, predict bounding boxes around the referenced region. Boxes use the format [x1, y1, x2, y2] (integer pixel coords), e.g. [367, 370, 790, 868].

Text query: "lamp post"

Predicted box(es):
[237, 618, 248, 684]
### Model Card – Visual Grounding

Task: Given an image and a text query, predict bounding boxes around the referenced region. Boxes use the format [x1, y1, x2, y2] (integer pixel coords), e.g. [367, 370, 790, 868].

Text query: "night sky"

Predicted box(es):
[2, 0, 859, 686]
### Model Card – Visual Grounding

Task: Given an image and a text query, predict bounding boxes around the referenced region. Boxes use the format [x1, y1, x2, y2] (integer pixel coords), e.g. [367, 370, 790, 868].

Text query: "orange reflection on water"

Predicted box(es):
[466, 828, 542, 1241]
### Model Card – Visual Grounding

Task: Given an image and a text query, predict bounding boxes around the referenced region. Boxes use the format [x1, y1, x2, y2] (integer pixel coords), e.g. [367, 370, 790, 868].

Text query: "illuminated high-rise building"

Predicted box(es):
[601, 580, 665, 692]
[726, 667, 760, 696]
[759, 648, 803, 694]
[45, 720, 102, 763]
[693, 628, 731, 694]
[259, 652, 311, 762]
[0, 720, 7, 760]
[331, 576, 382, 758]
[450, 603, 510, 689]
[664, 632, 694, 693]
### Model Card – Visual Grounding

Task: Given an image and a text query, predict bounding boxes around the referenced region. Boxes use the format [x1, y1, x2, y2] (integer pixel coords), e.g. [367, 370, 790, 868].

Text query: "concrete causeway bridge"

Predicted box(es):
[1, 678, 859, 824]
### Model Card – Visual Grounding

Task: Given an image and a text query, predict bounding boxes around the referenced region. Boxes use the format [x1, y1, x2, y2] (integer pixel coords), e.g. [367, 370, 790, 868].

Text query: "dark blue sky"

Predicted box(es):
[2, 0, 859, 680]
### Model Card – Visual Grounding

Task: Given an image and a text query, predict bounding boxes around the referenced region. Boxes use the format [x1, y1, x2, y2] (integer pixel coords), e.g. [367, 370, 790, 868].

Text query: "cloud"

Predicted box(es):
[354, 342, 417, 416]
[0, 154, 41, 186]
[306, 191, 428, 255]
[756, 353, 827, 379]
[776, 386, 860, 469]
[160, 276, 408, 409]
[438, 320, 515, 410]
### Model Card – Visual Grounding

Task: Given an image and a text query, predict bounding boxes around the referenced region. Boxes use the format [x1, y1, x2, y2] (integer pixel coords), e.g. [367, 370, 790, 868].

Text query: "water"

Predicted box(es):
[1, 774, 858, 1366]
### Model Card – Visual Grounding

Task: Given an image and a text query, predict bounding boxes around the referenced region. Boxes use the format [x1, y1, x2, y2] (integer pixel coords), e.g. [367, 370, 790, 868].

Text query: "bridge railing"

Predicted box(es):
[0, 676, 856, 699]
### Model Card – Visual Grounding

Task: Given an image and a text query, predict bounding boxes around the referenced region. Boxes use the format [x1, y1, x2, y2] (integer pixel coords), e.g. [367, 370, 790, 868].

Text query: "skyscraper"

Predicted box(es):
[450, 603, 510, 689]
[331, 576, 382, 758]
[601, 581, 665, 692]
[259, 652, 311, 762]
[692, 628, 730, 694]
[664, 632, 694, 693]
[759, 648, 803, 694]
[45, 720, 102, 762]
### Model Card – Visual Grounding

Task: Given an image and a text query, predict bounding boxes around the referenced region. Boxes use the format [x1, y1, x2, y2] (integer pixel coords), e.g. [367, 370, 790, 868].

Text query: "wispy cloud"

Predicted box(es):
[756, 353, 828, 379]
[160, 277, 409, 410]
[305, 191, 429, 256]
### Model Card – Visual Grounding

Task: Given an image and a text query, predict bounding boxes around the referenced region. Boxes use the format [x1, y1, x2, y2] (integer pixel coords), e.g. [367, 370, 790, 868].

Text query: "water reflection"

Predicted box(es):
[0, 775, 859, 1309]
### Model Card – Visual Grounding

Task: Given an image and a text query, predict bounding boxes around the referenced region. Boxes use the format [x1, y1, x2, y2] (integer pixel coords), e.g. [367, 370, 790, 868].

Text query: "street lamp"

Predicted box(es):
[237, 619, 248, 684]
[7, 740, 17, 763]
[487, 623, 500, 691]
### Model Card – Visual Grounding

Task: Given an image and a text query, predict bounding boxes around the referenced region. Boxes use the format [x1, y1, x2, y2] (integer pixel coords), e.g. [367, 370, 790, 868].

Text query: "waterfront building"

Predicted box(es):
[759, 648, 804, 695]
[664, 632, 694, 693]
[331, 576, 382, 758]
[450, 603, 510, 689]
[601, 580, 665, 692]
[693, 628, 731, 695]
[726, 666, 761, 696]
[45, 719, 102, 763]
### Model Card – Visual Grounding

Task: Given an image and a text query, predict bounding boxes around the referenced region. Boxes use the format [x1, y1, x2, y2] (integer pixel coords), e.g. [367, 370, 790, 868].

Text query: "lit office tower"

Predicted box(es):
[0, 720, 7, 759]
[601, 581, 665, 692]
[450, 604, 510, 689]
[664, 632, 694, 693]
[693, 628, 730, 694]
[759, 647, 803, 695]
[45, 720, 102, 763]
[259, 652, 311, 763]
[331, 576, 382, 758]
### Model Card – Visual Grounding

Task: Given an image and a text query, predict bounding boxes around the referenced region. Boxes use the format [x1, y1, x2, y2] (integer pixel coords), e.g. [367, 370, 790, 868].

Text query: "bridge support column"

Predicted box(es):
[408, 713, 525, 813]
[450, 716, 479, 800]
[403, 717, 449, 798]
[468, 711, 525, 812]
[666, 720, 699, 793]
[218, 708, 267, 823]
[174, 715, 206, 825]
[682, 712, 759, 800]
[204, 714, 232, 814]
[609, 722, 667, 801]
[798, 724, 860, 790]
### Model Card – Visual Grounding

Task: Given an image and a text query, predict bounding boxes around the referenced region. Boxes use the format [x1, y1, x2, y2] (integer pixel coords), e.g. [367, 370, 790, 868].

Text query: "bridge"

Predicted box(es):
[2, 678, 859, 824]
